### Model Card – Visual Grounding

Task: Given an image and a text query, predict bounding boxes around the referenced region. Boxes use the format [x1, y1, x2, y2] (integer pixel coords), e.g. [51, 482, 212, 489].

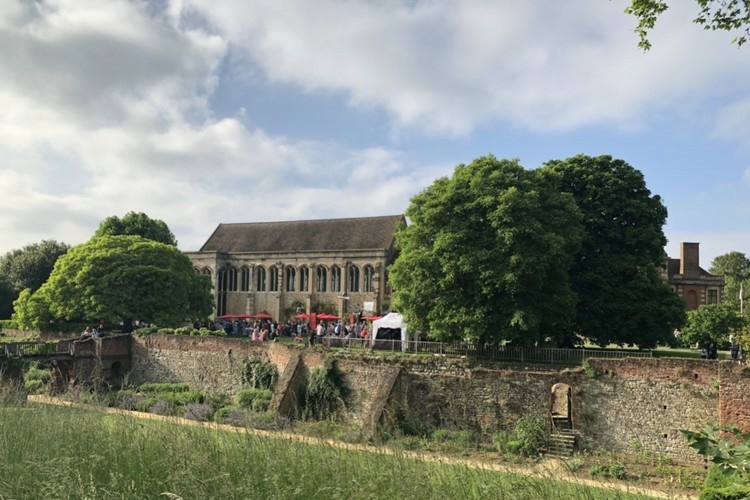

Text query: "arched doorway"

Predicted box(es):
[551, 383, 572, 430]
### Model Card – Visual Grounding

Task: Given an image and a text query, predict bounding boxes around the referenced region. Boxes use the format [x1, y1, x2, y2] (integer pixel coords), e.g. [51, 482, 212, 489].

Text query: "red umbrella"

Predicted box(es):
[317, 313, 340, 321]
[295, 313, 310, 320]
[362, 315, 383, 321]
[218, 314, 238, 320]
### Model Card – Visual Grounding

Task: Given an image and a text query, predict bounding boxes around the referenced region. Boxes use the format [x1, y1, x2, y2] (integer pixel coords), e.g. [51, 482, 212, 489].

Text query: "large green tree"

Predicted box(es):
[542, 155, 685, 348]
[681, 303, 746, 348]
[624, 0, 750, 50]
[14, 236, 212, 332]
[390, 155, 583, 346]
[95, 212, 178, 246]
[0, 240, 70, 319]
[710, 251, 750, 314]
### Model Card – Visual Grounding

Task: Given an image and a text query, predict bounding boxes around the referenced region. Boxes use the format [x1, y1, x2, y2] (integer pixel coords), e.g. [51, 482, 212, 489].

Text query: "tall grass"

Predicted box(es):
[0, 403, 655, 499]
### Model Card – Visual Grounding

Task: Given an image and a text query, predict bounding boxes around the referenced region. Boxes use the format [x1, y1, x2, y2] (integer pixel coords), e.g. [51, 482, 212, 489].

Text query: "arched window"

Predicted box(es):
[194, 266, 201, 273]
[240, 266, 251, 292]
[316, 266, 327, 292]
[300, 267, 309, 292]
[286, 267, 296, 292]
[270, 266, 279, 292]
[201, 267, 212, 277]
[348, 265, 360, 293]
[256, 267, 267, 292]
[331, 266, 341, 292]
[364, 265, 375, 293]
[227, 266, 238, 292]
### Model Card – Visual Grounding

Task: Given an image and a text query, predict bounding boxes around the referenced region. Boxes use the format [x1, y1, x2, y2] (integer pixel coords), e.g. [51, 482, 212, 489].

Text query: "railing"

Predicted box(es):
[0, 340, 73, 358]
[321, 337, 652, 365]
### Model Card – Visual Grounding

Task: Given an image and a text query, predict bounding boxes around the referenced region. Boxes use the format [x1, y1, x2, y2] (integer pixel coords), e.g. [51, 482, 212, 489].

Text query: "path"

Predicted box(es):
[28, 396, 696, 500]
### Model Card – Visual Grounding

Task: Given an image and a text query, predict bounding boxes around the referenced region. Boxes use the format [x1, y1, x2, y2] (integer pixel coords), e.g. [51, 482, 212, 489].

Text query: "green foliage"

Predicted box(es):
[235, 388, 273, 412]
[138, 383, 191, 394]
[493, 416, 548, 457]
[0, 240, 70, 319]
[94, 212, 178, 246]
[543, 155, 684, 348]
[303, 358, 348, 420]
[398, 418, 431, 438]
[13, 235, 213, 331]
[590, 461, 627, 480]
[391, 155, 583, 346]
[700, 465, 750, 499]
[624, 0, 750, 50]
[683, 424, 750, 476]
[682, 304, 746, 348]
[24, 379, 44, 394]
[710, 252, 750, 315]
[242, 358, 278, 391]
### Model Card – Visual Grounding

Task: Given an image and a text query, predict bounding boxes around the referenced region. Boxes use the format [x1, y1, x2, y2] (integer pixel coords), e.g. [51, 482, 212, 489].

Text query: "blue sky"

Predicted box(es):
[1, 0, 749, 268]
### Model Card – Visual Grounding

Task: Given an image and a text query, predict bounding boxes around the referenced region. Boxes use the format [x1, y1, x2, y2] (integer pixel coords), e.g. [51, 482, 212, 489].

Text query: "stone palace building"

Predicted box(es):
[186, 215, 405, 320]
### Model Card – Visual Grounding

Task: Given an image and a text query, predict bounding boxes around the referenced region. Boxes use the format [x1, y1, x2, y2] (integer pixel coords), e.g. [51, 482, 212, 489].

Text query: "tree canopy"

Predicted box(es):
[542, 155, 685, 348]
[0, 240, 70, 319]
[95, 212, 178, 246]
[13, 236, 212, 332]
[391, 154, 685, 349]
[710, 251, 750, 314]
[625, 0, 750, 50]
[681, 303, 745, 348]
[390, 156, 583, 346]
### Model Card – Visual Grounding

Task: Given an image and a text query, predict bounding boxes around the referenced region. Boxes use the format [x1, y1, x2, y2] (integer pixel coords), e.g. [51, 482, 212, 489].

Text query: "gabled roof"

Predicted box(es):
[199, 215, 405, 253]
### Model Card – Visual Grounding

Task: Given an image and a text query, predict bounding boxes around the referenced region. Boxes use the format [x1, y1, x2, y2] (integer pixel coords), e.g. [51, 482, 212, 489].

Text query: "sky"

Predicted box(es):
[1, 0, 749, 268]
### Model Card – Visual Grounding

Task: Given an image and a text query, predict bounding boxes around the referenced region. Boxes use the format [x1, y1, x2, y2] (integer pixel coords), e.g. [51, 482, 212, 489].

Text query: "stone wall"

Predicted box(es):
[578, 359, 718, 459]
[129, 335, 750, 462]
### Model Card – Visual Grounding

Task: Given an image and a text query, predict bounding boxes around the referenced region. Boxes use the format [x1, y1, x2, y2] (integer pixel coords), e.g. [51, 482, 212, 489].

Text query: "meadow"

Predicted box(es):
[0, 401, 659, 500]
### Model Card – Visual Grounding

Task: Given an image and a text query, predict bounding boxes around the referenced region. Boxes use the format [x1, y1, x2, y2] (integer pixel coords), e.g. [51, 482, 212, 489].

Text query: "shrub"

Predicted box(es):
[243, 358, 278, 391]
[184, 403, 214, 422]
[235, 388, 273, 411]
[25, 362, 50, 384]
[303, 359, 347, 420]
[433, 429, 474, 445]
[245, 411, 289, 431]
[213, 405, 241, 423]
[512, 416, 548, 456]
[117, 390, 145, 411]
[148, 400, 172, 416]
[139, 383, 190, 394]
[134, 397, 157, 413]
[398, 418, 431, 438]
[135, 327, 158, 336]
[590, 461, 627, 480]
[24, 379, 44, 394]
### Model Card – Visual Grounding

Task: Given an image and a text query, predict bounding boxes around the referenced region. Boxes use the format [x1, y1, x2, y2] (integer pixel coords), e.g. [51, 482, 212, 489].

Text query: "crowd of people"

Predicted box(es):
[201, 318, 372, 347]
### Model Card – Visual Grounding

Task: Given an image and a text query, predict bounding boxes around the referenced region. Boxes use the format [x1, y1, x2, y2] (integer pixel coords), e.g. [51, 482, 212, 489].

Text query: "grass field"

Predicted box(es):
[0, 402, 660, 499]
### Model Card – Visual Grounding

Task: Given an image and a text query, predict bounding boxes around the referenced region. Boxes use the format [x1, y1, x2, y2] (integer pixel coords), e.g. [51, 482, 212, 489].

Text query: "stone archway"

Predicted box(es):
[551, 383, 572, 428]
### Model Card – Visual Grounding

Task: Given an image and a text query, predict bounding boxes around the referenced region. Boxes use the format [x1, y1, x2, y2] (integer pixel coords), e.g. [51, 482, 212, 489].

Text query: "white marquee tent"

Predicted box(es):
[372, 312, 408, 352]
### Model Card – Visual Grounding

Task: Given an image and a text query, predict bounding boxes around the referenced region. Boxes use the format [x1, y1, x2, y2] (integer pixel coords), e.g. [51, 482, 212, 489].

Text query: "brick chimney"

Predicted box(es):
[680, 242, 700, 278]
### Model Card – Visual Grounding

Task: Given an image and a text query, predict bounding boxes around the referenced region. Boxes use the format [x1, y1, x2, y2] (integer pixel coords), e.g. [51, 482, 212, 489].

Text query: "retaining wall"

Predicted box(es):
[129, 335, 750, 462]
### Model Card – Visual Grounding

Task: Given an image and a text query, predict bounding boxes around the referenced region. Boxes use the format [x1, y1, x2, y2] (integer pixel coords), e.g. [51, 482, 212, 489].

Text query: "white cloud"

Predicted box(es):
[186, 0, 750, 134]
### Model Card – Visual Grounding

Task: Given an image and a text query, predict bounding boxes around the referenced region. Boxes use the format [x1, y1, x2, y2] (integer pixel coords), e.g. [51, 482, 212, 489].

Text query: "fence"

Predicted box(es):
[322, 337, 652, 365]
[1, 340, 73, 358]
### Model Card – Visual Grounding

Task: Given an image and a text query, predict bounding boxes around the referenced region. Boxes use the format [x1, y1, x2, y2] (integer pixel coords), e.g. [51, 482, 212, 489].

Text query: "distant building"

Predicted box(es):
[185, 215, 405, 320]
[661, 242, 725, 310]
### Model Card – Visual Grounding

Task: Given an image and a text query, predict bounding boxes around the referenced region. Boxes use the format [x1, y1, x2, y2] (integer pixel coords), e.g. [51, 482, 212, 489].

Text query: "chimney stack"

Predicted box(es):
[680, 242, 700, 278]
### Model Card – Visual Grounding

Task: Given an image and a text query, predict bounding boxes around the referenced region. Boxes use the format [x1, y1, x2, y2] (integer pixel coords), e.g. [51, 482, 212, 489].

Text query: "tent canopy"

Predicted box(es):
[372, 312, 408, 351]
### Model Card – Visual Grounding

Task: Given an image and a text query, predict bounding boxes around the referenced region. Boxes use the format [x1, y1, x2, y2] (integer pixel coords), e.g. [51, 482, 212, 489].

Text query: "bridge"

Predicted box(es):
[0, 340, 76, 360]
[0, 335, 132, 386]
